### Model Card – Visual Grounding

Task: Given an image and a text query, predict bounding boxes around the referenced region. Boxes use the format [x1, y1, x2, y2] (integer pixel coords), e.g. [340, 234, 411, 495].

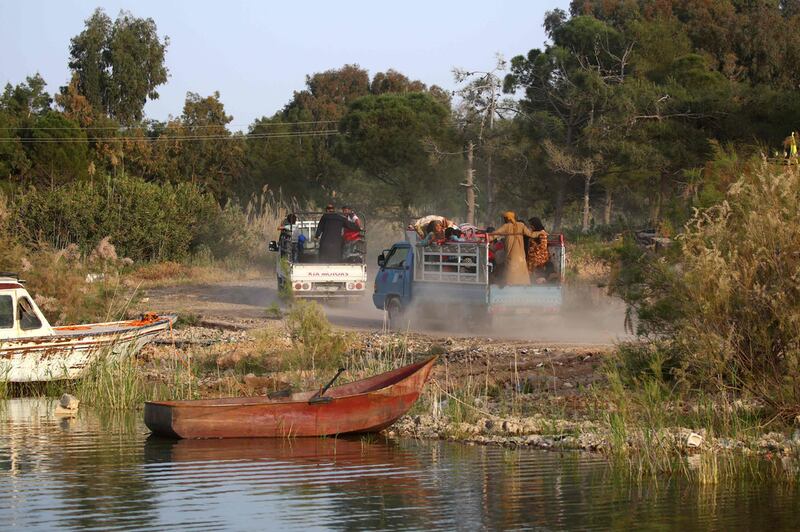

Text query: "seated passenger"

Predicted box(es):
[458, 223, 479, 241]
[413, 215, 455, 238]
[445, 227, 464, 242]
[419, 220, 446, 245]
[277, 213, 298, 253]
[342, 205, 364, 262]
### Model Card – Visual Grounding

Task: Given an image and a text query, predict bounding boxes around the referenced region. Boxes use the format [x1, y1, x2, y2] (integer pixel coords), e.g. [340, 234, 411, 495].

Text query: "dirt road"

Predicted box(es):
[142, 279, 629, 345]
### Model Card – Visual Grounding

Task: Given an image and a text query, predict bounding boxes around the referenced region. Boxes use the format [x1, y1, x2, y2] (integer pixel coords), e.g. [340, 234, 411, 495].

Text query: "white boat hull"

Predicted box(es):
[0, 317, 175, 382]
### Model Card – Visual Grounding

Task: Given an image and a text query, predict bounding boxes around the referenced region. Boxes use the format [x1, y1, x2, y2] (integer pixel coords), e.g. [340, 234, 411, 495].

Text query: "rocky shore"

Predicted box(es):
[388, 413, 800, 459]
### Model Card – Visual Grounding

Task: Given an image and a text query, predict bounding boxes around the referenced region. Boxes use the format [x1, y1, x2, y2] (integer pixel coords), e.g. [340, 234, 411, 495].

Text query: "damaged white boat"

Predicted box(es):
[0, 273, 175, 382]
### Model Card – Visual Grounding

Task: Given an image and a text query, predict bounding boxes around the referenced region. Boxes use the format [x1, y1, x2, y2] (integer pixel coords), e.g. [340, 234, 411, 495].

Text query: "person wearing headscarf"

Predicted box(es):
[526, 216, 549, 273]
[419, 219, 446, 245]
[490, 211, 544, 285]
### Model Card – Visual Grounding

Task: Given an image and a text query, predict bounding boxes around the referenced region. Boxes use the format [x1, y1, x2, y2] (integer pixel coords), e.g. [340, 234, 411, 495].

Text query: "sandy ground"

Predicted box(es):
[139, 278, 630, 396]
[141, 278, 631, 345]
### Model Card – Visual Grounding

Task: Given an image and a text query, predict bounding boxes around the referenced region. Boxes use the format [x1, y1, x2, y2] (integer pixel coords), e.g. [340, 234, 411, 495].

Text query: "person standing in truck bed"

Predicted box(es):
[526, 216, 549, 275]
[490, 211, 543, 286]
[315, 204, 360, 262]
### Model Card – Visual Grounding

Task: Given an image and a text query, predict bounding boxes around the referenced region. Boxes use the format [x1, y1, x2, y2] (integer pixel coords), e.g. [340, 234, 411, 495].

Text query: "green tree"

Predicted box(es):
[0, 74, 51, 183]
[370, 69, 427, 94]
[0, 111, 29, 183]
[505, 11, 631, 229]
[1, 74, 52, 119]
[181, 91, 243, 199]
[66, 8, 169, 124]
[244, 65, 447, 209]
[23, 112, 89, 186]
[244, 116, 319, 203]
[338, 92, 455, 215]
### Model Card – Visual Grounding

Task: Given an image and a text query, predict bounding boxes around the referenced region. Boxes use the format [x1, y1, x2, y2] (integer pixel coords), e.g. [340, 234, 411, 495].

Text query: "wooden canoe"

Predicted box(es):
[144, 356, 437, 439]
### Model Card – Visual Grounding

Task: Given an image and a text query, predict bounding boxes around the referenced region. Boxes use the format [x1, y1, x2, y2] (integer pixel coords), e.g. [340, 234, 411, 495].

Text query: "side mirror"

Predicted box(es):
[268, 241, 279, 252]
[377, 253, 386, 268]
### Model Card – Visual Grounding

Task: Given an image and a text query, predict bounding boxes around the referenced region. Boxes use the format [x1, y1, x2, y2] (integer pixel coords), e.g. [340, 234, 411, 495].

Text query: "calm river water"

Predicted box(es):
[1, 398, 799, 530]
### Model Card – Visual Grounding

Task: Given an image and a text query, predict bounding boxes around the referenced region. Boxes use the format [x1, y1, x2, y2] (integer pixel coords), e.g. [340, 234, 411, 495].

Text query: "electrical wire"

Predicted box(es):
[0, 119, 339, 131]
[0, 129, 341, 143]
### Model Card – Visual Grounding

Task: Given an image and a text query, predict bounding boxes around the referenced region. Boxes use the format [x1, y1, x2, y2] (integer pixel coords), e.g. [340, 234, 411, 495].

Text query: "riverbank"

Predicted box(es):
[125, 314, 800, 481]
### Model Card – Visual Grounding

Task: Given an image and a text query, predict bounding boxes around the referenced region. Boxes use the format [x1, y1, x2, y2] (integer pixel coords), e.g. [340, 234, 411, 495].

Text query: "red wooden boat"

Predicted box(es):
[144, 356, 437, 439]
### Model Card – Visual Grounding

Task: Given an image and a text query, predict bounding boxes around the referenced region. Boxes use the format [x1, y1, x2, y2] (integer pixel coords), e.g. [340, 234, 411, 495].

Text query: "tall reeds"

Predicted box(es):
[72, 346, 197, 409]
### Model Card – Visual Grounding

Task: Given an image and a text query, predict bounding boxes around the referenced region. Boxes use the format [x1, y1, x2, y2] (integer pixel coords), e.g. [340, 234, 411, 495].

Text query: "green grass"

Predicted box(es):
[174, 312, 201, 329]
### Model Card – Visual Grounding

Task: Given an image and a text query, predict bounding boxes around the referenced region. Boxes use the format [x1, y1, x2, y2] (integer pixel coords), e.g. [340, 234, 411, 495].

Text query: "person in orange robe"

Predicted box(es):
[490, 211, 544, 286]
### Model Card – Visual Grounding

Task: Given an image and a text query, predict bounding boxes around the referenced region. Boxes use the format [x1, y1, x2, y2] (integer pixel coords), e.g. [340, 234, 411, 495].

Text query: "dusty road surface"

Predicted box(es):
[142, 279, 630, 345]
[140, 279, 630, 425]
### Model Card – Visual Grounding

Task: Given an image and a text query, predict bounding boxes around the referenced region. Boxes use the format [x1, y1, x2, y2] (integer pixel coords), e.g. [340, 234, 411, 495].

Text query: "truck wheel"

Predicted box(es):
[386, 298, 404, 330]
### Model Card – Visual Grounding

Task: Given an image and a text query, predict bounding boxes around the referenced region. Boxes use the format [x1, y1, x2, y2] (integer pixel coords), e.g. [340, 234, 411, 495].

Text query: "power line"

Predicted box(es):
[0, 119, 340, 131]
[0, 129, 341, 143]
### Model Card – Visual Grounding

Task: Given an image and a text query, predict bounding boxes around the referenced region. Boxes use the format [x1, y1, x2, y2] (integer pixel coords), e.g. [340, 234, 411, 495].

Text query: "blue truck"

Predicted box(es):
[372, 231, 566, 328]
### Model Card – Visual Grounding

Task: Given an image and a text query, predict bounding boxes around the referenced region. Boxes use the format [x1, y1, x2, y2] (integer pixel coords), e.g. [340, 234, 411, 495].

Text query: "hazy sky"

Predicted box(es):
[1, 0, 570, 130]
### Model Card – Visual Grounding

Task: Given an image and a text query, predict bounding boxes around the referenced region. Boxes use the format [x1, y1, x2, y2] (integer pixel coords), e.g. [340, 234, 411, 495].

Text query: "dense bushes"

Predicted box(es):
[9, 174, 259, 262]
[613, 163, 800, 419]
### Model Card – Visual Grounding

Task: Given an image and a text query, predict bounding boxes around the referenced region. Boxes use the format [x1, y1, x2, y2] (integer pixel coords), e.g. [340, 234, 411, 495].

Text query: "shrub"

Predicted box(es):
[283, 300, 349, 372]
[11, 175, 211, 261]
[618, 163, 800, 419]
[9, 174, 265, 263]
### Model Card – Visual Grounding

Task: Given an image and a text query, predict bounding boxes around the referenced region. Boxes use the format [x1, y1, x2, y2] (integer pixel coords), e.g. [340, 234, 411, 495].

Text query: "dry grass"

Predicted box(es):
[131, 261, 189, 281]
[0, 236, 138, 325]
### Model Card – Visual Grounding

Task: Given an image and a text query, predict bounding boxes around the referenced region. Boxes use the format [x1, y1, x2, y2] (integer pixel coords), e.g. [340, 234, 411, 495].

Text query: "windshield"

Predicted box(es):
[0, 295, 12, 328]
[18, 297, 42, 330]
[384, 247, 409, 269]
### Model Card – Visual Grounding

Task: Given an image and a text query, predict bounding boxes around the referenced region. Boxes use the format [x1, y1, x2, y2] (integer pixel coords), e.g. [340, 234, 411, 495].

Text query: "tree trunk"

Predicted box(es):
[553, 178, 565, 231]
[581, 175, 591, 233]
[486, 150, 494, 226]
[466, 143, 476, 225]
[466, 141, 475, 226]
[650, 174, 664, 227]
[603, 189, 613, 226]
[554, 124, 574, 232]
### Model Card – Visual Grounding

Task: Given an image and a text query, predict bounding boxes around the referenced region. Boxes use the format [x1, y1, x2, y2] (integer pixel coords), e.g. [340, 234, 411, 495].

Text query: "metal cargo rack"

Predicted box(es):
[413, 242, 489, 284]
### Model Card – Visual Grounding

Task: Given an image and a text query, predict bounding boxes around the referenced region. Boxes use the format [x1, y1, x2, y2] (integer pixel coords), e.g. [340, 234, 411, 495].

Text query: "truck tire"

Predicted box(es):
[385, 297, 404, 330]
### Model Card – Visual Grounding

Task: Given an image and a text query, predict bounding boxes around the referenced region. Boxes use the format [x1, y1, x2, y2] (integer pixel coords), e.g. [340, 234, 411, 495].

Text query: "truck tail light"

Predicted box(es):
[302, 282, 310, 290]
[346, 282, 354, 290]
[294, 283, 302, 290]
[355, 282, 363, 290]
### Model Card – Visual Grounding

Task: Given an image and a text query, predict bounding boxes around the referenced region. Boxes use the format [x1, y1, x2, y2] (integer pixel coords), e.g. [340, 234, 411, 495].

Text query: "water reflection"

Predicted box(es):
[2, 398, 800, 530]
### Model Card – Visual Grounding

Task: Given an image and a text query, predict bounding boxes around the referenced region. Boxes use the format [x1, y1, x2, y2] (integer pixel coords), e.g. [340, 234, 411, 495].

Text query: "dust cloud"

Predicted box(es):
[145, 276, 629, 345]
[147, 213, 630, 346]
[336, 282, 630, 345]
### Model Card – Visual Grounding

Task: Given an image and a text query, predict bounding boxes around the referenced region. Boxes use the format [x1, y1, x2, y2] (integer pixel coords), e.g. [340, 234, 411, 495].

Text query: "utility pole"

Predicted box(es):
[453, 57, 505, 227]
[485, 81, 496, 225]
[465, 140, 475, 225]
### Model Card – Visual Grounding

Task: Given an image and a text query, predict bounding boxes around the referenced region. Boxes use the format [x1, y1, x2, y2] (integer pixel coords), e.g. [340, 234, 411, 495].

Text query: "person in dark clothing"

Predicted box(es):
[315, 204, 359, 262]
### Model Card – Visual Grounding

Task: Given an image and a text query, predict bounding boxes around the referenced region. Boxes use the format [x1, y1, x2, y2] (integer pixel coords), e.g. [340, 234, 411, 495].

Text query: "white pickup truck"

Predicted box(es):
[269, 213, 367, 299]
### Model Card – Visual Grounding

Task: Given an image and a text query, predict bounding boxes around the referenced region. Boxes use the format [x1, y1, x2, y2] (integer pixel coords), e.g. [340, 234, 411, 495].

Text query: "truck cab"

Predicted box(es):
[269, 212, 368, 299]
[373, 242, 414, 319]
